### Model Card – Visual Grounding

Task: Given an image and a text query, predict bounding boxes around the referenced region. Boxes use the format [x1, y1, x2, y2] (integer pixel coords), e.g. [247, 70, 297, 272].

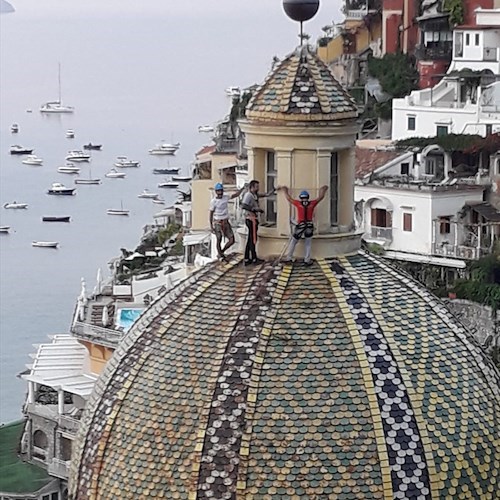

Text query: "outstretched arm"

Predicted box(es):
[277, 185, 294, 204]
[229, 184, 247, 200]
[316, 185, 329, 203]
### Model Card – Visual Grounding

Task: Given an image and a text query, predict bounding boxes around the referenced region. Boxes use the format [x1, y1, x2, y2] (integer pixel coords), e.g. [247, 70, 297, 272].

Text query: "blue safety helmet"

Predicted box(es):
[299, 190, 310, 199]
[214, 183, 224, 191]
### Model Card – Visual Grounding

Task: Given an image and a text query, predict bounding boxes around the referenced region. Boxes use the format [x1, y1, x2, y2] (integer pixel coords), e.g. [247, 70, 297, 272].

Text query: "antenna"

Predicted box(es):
[282, 0, 320, 45]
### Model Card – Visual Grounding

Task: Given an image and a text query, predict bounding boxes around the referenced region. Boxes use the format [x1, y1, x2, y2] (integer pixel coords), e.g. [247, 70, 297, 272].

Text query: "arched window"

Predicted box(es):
[33, 429, 48, 449]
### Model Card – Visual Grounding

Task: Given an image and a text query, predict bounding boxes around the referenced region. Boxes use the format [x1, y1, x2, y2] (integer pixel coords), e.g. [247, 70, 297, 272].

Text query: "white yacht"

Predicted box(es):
[66, 129, 75, 138]
[47, 182, 76, 196]
[58, 163, 80, 174]
[105, 168, 126, 179]
[65, 150, 91, 162]
[32, 241, 59, 248]
[22, 155, 43, 166]
[138, 189, 159, 199]
[115, 156, 140, 168]
[40, 64, 74, 114]
[3, 202, 28, 209]
[158, 180, 179, 189]
[148, 142, 180, 155]
[0, 226, 11, 233]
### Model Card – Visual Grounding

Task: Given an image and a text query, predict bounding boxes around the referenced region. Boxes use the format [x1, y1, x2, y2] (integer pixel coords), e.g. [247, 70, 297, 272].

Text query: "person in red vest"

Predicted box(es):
[278, 185, 328, 266]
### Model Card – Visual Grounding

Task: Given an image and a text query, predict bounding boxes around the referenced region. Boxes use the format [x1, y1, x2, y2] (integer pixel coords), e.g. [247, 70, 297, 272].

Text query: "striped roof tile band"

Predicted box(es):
[70, 254, 500, 499]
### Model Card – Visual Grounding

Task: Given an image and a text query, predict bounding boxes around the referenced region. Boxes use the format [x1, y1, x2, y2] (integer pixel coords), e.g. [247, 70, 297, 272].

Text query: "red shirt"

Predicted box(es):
[291, 199, 319, 223]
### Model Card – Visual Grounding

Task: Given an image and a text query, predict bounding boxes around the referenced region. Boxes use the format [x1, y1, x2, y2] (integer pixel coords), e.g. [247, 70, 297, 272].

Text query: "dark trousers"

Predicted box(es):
[245, 218, 258, 261]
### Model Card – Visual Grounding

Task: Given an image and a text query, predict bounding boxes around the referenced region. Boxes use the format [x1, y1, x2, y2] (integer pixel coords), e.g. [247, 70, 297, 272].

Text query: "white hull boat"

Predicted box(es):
[66, 129, 75, 138]
[40, 64, 74, 114]
[107, 209, 130, 216]
[225, 86, 241, 97]
[58, 164, 80, 174]
[115, 156, 140, 168]
[66, 151, 91, 162]
[158, 181, 179, 188]
[75, 178, 101, 185]
[198, 125, 214, 133]
[47, 182, 76, 195]
[32, 241, 59, 248]
[152, 198, 165, 205]
[105, 168, 126, 179]
[172, 175, 192, 182]
[148, 142, 180, 155]
[11, 124, 19, 133]
[22, 155, 43, 165]
[0, 226, 11, 233]
[3, 202, 28, 209]
[138, 189, 159, 199]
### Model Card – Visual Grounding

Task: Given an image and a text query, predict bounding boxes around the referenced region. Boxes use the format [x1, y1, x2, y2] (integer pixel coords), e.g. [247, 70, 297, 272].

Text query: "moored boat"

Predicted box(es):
[107, 208, 130, 216]
[74, 168, 101, 184]
[115, 156, 140, 168]
[66, 129, 75, 139]
[225, 86, 241, 97]
[153, 167, 180, 175]
[22, 155, 43, 165]
[0, 226, 11, 233]
[138, 189, 159, 199]
[32, 241, 59, 248]
[58, 163, 80, 174]
[42, 216, 71, 222]
[3, 202, 28, 209]
[11, 123, 19, 133]
[66, 150, 91, 162]
[47, 182, 76, 195]
[149, 142, 180, 155]
[105, 168, 126, 179]
[158, 180, 179, 189]
[172, 175, 192, 182]
[83, 143, 102, 150]
[10, 145, 33, 155]
[40, 64, 74, 114]
[198, 125, 214, 133]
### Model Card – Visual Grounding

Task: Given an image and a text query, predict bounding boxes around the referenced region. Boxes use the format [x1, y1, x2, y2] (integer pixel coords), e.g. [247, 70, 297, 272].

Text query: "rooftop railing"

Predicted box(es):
[370, 226, 392, 240]
[72, 321, 124, 347]
[48, 458, 70, 479]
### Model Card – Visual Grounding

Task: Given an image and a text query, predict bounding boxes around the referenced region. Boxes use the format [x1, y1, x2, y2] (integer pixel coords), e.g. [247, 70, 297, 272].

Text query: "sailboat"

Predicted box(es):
[74, 168, 101, 185]
[40, 63, 74, 114]
[107, 201, 129, 216]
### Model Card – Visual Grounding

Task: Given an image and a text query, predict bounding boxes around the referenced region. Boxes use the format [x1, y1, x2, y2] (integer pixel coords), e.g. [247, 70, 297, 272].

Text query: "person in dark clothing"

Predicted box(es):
[240, 180, 273, 265]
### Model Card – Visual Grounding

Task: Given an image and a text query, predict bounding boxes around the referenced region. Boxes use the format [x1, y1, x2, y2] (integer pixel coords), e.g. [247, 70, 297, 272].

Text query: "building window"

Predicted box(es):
[51, 493, 59, 500]
[265, 151, 276, 225]
[486, 124, 492, 135]
[454, 32, 463, 57]
[465, 33, 470, 46]
[401, 163, 410, 175]
[407, 116, 416, 130]
[436, 125, 448, 137]
[330, 152, 338, 225]
[425, 158, 435, 175]
[475, 33, 479, 46]
[371, 208, 391, 228]
[403, 213, 413, 232]
[439, 216, 451, 234]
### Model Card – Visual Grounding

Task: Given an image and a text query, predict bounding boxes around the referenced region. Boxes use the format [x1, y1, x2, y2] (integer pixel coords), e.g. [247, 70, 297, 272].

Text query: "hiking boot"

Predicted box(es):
[304, 259, 314, 267]
[244, 259, 253, 266]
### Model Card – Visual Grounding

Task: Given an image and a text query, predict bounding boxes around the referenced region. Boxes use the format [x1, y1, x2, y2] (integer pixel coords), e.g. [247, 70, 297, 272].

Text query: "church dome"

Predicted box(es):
[69, 254, 499, 499]
[246, 45, 358, 123]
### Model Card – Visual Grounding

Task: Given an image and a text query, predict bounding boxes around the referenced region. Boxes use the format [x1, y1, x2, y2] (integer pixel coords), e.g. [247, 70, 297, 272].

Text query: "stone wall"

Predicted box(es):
[443, 298, 499, 345]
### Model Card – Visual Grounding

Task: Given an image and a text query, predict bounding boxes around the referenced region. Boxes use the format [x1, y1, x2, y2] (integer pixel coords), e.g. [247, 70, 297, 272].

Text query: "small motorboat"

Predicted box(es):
[32, 241, 59, 248]
[138, 189, 159, 199]
[10, 145, 33, 155]
[58, 163, 80, 174]
[152, 167, 179, 175]
[66, 129, 75, 139]
[65, 150, 91, 162]
[22, 155, 43, 165]
[0, 226, 11, 233]
[198, 125, 214, 133]
[11, 123, 19, 133]
[83, 143, 102, 150]
[47, 182, 76, 195]
[42, 216, 71, 222]
[148, 142, 180, 155]
[225, 86, 241, 97]
[172, 175, 192, 182]
[158, 181, 179, 189]
[115, 156, 140, 168]
[152, 198, 165, 205]
[3, 202, 28, 209]
[105, 168, 126, 179]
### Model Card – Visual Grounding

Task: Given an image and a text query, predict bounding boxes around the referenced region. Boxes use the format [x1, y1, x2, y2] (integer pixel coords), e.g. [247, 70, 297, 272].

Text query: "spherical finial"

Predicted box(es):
[282, 0, 320, 22]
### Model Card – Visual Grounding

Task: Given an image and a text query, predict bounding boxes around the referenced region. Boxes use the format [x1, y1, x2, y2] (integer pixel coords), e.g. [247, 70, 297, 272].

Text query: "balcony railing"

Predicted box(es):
[370, 226, 392, 240]
[432, 244, 483, 260]
[59, 414, 80, 435]
[48, 458, 70, 479]
[415, 43, 452, 61]
[484, 47, 499, 62]
[72, 321, 124, 347]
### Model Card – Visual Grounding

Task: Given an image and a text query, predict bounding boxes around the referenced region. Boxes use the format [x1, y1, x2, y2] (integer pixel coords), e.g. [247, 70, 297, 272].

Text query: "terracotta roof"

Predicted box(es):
[246, 45, 358, 123]
[196, 144, 216, 156]
[70, 253, 499, 499]
[355, 147, 403, 179]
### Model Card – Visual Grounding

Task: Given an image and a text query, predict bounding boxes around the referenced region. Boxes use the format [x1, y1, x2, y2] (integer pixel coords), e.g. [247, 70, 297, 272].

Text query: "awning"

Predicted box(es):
[384, 250, 467, 269]
[217, 164, 237, 170]
[469, 202, 500, 222]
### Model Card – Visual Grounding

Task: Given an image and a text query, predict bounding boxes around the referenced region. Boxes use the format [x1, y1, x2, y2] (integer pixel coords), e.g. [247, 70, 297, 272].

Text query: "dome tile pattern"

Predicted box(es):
[246, 46, 358, 123]
[70, 253, 500, 499]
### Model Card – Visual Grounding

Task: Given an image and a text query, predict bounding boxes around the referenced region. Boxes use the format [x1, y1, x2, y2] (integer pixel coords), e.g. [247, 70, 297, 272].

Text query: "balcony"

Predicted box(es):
[415, 42, 452, 61]
[59, 414, 80, 436]
[72, 320, 124, 347]
[484, 47, 499, 62]
[370, 226, 392, 240]
[432, 244, 482, 260]
[48, 458, 70, 479]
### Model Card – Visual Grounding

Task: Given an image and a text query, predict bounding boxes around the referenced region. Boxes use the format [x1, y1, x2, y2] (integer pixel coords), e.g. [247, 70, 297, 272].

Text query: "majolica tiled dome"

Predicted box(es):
[69, 254, 499, 499]
[246, 45, 358, 123]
